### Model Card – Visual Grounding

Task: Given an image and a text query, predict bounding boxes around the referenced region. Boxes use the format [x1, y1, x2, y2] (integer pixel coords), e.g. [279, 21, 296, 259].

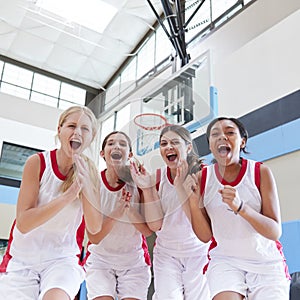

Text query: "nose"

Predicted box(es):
[166, 142, 174, 149]
[218, 132, 228, 140]
[74, 126, 82, 136]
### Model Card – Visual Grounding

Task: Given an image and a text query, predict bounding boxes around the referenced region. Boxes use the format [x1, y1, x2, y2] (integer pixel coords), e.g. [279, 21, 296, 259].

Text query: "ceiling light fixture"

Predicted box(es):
[35, 0, 117, 33]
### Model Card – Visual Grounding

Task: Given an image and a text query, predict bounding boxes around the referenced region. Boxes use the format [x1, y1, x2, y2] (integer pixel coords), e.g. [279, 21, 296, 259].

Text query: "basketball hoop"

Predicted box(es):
[133, 113, 170, 131]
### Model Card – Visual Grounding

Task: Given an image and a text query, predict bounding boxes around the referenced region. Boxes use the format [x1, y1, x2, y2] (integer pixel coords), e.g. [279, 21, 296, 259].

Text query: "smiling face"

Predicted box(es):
[159, 130, 192, 169]
[58, 110, 94, 157]
[100, 132, 132, 168]
[208, 119, 246, 166]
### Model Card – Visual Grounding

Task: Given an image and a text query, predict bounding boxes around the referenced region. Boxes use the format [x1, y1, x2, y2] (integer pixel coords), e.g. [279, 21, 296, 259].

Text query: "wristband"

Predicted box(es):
[234, 200, 243, 214]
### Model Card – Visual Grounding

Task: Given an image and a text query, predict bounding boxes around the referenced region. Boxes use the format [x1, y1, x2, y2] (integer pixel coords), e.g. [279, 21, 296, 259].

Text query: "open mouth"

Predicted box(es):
[166, 153, 177, 162]
[70, 141, 81, 150]
[111, 152, 122, 160]
[218, 145, 230, 156]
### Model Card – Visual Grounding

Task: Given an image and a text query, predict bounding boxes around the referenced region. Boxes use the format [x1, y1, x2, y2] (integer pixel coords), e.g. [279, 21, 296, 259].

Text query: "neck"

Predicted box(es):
[56, 149, 74, 176]
[217, 158, 242, 183]
[105, 168, 120, 186]
[169, 167, 177, 180]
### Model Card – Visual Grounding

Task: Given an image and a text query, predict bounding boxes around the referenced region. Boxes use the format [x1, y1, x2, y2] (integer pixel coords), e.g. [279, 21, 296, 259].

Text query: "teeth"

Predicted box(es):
[167, 153, 176, 156]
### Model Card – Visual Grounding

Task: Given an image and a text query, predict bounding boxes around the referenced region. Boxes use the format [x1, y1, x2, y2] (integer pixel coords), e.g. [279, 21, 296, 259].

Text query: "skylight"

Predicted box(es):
[35, 0, 117, 33]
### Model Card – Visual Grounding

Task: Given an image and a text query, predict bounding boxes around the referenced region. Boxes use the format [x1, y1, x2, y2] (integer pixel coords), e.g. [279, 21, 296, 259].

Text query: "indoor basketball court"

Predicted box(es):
[0, 0, 300, 299]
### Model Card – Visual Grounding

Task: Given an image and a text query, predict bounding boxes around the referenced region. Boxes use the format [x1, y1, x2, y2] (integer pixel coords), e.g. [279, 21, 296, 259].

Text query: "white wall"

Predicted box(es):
[0, 93, 62, 239]
[0, 92, 62, 159]
[186, 0, 300, 118]
[266, 150, 300, 223]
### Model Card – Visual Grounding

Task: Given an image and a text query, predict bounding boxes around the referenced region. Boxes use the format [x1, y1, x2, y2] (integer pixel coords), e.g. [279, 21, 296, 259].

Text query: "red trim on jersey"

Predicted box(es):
[215, 158, 247, 186]
[254, 161, 262, 191]
[81, 241, 91, 267]
[0, 151, 48, 272]
[101, 169, 125, 191]
[275, 240, 291, 280]
[37, 152, 46, 181]
[156, 168, 161, 191]
[50, 149, 67, 180]
[76, 217, 86, 266]
[166, 167, 173, 184]
[203, 236, 217, 274]
[142, 235, 152, 266]
[199, 166, 217, 274]
[254, 162, 290, 279]
[200, 167, 207, 196]
[0, 220, 16, 272]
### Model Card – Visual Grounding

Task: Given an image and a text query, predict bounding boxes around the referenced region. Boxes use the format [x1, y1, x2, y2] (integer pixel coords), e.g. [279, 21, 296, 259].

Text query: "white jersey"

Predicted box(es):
[1, 150, 83, 272]
[87, 170, 150, 270]
[203, 158, 288, 274]
[155, 166, 209, 258]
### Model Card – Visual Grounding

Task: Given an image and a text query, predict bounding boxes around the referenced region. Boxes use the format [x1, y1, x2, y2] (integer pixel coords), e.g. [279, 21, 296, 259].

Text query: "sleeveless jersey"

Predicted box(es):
[203, 158, 288, 274]
[87, 170, 151, 270]
[0, 150, 83, 272]
[155, 166, 209, 257]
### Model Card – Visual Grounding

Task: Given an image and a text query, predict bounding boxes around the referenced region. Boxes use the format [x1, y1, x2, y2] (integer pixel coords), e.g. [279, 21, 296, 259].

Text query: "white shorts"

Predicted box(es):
[152, 250, 210, 300]
[85, 264, 151, 300]
[206, 261, 290, 300]
[0, 257, 85, 300]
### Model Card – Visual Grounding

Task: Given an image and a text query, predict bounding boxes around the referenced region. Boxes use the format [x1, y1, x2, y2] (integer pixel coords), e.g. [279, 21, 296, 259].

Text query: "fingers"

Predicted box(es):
[64, 179, 82, 201]
[130, 161, 140, 175]
[140, 164, 147, 175]
[185, 174, 199, 194]
[219, 185, 241, 211]
[121, 188, 131, 203]
[73, 154, 87, 172]
[219, 185, 236, 199]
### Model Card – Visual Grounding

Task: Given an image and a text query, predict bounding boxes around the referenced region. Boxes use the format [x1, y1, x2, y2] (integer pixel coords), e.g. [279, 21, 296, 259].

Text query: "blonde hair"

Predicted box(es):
[57, 106, 100, 193]
[58, 105, 98, 140]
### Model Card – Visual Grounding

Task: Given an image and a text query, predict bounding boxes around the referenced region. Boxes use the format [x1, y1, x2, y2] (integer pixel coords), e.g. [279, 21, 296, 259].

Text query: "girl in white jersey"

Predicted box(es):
[0, 106, 102, 300]
[84, 131, 153, 300]
[131, 125, 210, 300]
[178, 117, 290, 300]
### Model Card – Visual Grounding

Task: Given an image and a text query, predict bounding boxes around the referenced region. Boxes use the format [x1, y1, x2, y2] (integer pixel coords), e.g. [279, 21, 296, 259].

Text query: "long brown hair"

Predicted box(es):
[101, 131, 134, 184]
[160, 125, 203, 174]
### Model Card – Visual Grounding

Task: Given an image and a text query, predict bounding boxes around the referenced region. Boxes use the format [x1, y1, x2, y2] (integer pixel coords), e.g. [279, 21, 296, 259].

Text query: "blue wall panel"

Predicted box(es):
[202, 118, 300, 163]
[0, 185, 19, 205]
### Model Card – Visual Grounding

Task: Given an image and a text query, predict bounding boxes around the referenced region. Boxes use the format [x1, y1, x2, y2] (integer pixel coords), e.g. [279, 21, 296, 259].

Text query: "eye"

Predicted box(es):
[171, 140, 181, 146]
[160, 141, 168, 147]
[226, 131, 236, 136]
[210, 132, 219, 137]
[82, 126, 90, 132]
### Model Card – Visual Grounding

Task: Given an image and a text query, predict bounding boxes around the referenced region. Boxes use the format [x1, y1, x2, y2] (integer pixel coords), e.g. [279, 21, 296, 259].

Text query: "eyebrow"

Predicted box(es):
[160, 138, 181, 142]
[212, 125, 236, 131]
[107, 138, 127, 143]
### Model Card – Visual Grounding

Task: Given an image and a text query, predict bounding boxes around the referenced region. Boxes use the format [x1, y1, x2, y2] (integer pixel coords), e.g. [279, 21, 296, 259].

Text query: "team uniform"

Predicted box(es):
[0, 149, 85, 300]
[202, 158, 290, 299]
[84, 169, 151, 300]
[152, 166, 210, 300]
